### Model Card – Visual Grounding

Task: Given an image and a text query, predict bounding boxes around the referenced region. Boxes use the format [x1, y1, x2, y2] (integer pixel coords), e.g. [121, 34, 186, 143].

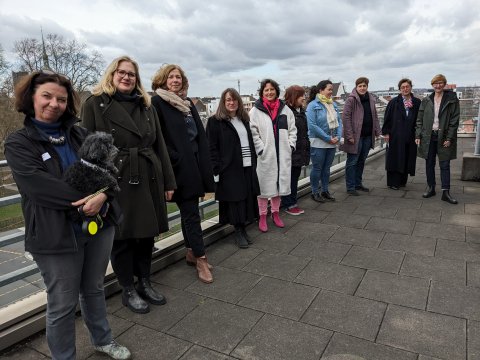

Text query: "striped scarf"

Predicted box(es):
[402, 96, 413, 108]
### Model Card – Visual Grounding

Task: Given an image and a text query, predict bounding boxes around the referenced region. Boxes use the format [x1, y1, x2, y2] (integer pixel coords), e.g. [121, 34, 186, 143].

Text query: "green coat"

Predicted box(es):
[80, 93, 176, 240]
[415, 91, 460, 161]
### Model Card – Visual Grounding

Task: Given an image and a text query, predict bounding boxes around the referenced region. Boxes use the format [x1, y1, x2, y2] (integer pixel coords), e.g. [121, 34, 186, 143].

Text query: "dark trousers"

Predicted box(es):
[177, 197, 206, 258]
[345, 136, 371, 190]
[111, 237, 154, 287]
[282, 166, 302, 210]
[387, 143, 410, 187]
[426, 132, 450, 190]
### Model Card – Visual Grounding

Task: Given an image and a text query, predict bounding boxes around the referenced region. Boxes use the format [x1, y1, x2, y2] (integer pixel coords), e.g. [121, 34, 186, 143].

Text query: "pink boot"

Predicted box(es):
[271, 212, 284, 228]
[259, 215, 268, 232]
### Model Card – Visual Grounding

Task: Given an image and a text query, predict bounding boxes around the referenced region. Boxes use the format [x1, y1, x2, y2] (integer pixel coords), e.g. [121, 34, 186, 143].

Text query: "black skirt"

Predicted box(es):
[219, 166, 259, 226]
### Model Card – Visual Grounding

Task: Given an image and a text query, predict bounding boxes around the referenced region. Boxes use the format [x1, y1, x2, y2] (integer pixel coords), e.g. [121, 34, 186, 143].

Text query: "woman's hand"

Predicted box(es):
[72, 193, 107, 216]
[348, 138, 354, 144]
[329, 137, 339, 144]
[384, 134, 389, 144]
[415, 139, 421, 146]
[102, 203, 110, 217]
[443, 141, 451, 147]
[165, 190, 174, 201]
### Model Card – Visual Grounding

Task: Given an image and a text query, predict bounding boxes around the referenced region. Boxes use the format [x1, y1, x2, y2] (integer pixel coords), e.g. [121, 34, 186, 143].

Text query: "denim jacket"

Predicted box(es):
[306, 97, 342, 143]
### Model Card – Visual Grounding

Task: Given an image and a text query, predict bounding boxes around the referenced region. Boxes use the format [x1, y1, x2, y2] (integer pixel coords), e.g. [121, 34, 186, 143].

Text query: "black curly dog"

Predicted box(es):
[63, 132, 120, 223]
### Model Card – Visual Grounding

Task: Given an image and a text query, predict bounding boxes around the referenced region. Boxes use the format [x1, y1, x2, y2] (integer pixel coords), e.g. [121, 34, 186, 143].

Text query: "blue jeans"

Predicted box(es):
[282, 166, 302, 210]
[310, 147, 336, 194]
[33, 227, 115, 360]
[426, 131, 450, 190]
[345, 136, 371, 190]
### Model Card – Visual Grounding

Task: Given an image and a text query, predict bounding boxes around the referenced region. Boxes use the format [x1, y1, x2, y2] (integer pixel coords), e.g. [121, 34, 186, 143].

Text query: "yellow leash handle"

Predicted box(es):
[84, 187, 109, 229]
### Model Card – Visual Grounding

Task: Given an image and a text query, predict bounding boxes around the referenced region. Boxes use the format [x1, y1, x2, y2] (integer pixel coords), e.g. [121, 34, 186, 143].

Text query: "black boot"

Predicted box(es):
[422, 185, 436, 198]
[441, 190, 458, 204]
[122, 285, 149, 314]
[321, 191, 335, 201]
[136, 278, 166, 305]
[234, 226, 249, 248]
[241, 225, 254, 244]
[311, 193, 324, 202]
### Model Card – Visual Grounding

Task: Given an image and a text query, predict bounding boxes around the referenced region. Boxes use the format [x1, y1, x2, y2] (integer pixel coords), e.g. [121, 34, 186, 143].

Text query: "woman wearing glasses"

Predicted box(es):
[415, 74, 460, 204]
[5, 70, 130, 359]
[81, 56, 177, 313]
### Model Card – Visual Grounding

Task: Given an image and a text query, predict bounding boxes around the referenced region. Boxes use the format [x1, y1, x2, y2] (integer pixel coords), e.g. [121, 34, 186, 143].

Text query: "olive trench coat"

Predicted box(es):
[80, 93, 176, 240]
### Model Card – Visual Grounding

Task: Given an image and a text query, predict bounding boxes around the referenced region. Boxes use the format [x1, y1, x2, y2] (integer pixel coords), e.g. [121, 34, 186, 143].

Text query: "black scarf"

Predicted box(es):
[113, 89, 141, 106]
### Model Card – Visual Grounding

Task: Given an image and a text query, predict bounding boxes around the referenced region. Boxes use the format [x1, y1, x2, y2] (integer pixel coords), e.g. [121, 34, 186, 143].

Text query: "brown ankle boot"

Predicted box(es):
[186, 248, 213, 270]
[196, 256, 213, 283]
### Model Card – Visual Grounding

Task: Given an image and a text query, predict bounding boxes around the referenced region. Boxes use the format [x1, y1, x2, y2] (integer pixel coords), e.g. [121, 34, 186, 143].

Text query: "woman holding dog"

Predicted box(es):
[5, 71, 130, 359]
[81, 56, 177, 314]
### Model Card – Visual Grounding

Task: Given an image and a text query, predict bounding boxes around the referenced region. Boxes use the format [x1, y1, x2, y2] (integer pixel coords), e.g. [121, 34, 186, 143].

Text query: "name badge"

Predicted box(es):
[41, 152, 51, 161]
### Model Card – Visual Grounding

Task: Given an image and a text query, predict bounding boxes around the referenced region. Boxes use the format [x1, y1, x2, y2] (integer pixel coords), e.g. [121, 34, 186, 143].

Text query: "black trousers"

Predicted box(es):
[177, 197, 206, 258]
[111, 237, 154, 287]
[386, 143, 410, 188]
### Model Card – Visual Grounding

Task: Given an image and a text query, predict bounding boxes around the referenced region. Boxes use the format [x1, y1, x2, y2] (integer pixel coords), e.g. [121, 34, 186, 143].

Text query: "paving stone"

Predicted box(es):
[168, 298, 262, 354]
[151, 261, 199, 290]
[369, 188, 407, 198]
[400, 254, 466, 284]
[379, 233, 436, 256]
[342, 195, 385, 205]
[105, 291, 124, 314]
[294, 259, 365, 295]
[421, 200, 465, 214]
[469, 320, 480, 360]
[377, 305, 466, 360]
[114, 284, 204, 332]
[467, 262, 480, 288]
[404, 190, 429, 200]
[250, 231, 304, 254]
[217, 247, 263, 269]
[3, 347, 46, 359]
[205, 241, 239, 265]
[294, 209, 331, 223]
[365, 217, 415, 235]
[321, 333, 417, 360]
[465, 186, 480, 195]
[238, 277, 319, 320]
[285, 221, 339, 240]
[380, 196, 423, 209]
[413, 222, 465, 242]
[341, 246, 405, 273]
[435, 240, 480, 262]
[232, 314, 332, 360]
[441, 213, 480, 228]
[465, 203, 480, 215]
[262, 214, 299, 234]
[417, 355, 445, 360]
[353, 204, 398, 218]
[322, 212, 371, 229]
[466, 227, 480, 243]
[356, 270, 430, 309]
[329, 226, 385, 248]
[242, 252, 310, 281]
[290, 239, 351, 263]
[316, 201, 359, 214]
[296, 196, 322, 210]
[301, 290, 386, 341]
[185, 266, 261, 304]
[179, 346, 235, 359]
[427, 281, 480, 321]
[395, 208, 441, 223]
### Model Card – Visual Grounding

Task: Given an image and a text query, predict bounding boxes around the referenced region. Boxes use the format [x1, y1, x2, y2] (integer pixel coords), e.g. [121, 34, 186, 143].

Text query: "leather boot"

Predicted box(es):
[442, 190, 458, 204]
[259, 215, 268, 232]
[196, 256, 213, 283]
[271, 212, 284, 228]
[422, 185, 436, 198]
[136, 278, 166, 305]
[186, 248, 213, 270]
[234, 226, 249, 248]
[241, 225, 254, 244]
[122, 285, 149, 314]
[321, 191, 335, 201]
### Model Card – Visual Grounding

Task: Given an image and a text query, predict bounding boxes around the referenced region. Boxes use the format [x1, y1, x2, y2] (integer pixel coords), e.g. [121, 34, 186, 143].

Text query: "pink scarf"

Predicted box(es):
[263, 98, 280, 135]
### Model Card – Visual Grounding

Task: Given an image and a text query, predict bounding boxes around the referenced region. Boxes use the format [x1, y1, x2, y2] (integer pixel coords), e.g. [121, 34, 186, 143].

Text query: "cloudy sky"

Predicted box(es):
[1, 0, 479, 96]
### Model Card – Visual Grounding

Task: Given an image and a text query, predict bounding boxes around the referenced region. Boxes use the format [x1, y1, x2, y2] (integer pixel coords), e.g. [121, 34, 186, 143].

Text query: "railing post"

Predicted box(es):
[200, 197, 205, 220]
[475, 102, 480, 156]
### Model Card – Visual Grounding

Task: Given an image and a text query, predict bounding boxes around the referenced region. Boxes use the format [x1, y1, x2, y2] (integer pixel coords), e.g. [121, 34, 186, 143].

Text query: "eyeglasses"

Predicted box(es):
[432, 82, 445, 87]
[400, 86, 411, 90]
[225, 99, 238, 103]
[115, 69, 136, 79]
[39, 69, 70, 81]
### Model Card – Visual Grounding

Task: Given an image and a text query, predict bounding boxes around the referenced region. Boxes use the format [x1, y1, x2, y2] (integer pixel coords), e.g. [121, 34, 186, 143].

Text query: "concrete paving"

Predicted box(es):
[5, 138, 480, 360]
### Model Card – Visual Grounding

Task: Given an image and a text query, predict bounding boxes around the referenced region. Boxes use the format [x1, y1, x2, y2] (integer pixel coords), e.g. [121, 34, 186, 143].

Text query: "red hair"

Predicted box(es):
[284, 85, 306, 107]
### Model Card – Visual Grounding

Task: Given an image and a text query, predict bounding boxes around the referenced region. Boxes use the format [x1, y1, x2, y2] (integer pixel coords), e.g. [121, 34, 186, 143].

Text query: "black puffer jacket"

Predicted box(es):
[289, 105, 310, 167]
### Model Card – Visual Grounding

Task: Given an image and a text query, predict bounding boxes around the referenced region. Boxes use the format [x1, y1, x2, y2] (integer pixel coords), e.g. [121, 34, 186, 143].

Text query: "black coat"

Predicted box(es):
[151, 95, 215, 201]
[206, 116, 260, 202]
[382, 94, 421, 175]
[288, 105, 310, 167]
[4, 116, 123, 254]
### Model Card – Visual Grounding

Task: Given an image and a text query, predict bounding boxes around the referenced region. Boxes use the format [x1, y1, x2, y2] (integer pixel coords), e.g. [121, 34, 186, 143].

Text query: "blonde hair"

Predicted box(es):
[151, 64, 189, 91]
[92, 55, 151, 107]
[431, 74, 447, 85]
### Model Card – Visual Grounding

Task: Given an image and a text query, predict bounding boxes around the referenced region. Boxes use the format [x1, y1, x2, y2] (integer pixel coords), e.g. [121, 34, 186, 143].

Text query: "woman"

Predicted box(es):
[339, 77, 381, 196]
[206, 88, 260, 248]
[306, 80, 342, 202]
[5, 71, 130, 359]
[382, 78, 421, 190]
[249, 79, 297, 232]
[281, 85, 310, 214]
[415, 74, 460, 204]
[150, 64, 215, 283]
[81, 56, 177, 314]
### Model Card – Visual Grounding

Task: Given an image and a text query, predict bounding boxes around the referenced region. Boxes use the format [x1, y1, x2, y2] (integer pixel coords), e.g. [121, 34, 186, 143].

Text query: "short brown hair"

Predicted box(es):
[355, 77, 369, 87]
[258, 79, 280, 100]
[431, 74, 447, 85]
[151, 64, 189, 91]
[284, 85, 306, 107]
[215, 88, 250, 122]
[14, 71, 79, 119]
[398, 78, 413, 90]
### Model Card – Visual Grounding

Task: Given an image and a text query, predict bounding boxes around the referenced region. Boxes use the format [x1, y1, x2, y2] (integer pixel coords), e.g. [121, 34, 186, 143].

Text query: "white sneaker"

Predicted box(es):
[94, 340, 131, 360]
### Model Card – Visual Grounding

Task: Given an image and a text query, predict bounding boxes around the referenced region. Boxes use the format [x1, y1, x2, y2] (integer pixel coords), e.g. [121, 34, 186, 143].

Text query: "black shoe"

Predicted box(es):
[311, 193, 324, 203]
[355, 186, 369, 192]
[321, 191, 335, 201]
[136, 278, 166, 305]
[347, 190, 360, 196]
[390, 186, 399, 190]
[441, 190, 458, 204]
[422, 185, 436, 198]
[122, 285, 150, 314]
[241, 225, 254, 244]
[234, 227, 249, 248]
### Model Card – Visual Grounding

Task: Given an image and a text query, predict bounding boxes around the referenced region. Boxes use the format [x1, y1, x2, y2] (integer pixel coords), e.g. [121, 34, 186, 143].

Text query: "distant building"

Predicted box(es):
[190, 97, 207, 118]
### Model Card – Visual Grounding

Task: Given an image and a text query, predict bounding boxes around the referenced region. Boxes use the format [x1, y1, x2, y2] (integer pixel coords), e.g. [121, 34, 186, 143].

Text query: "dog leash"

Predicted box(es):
[84, 186, 110, 230]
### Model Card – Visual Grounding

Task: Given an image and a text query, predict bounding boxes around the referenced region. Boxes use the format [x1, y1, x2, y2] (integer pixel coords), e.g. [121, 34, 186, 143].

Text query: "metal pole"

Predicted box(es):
[475, 102, 480, 155]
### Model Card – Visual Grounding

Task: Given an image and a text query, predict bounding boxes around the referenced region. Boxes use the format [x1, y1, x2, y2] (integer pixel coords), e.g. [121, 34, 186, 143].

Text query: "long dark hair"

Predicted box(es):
[308, 80, 332, 104]
[215, 88, 250, 122]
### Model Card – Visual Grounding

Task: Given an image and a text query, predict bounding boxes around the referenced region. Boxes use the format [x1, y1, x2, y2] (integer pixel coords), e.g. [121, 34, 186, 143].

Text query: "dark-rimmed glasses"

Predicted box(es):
[115, 69, 136, 79]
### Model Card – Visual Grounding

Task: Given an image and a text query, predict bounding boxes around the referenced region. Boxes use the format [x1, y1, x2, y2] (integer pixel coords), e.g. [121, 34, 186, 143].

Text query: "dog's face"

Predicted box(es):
[79, 132, 118, 164]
